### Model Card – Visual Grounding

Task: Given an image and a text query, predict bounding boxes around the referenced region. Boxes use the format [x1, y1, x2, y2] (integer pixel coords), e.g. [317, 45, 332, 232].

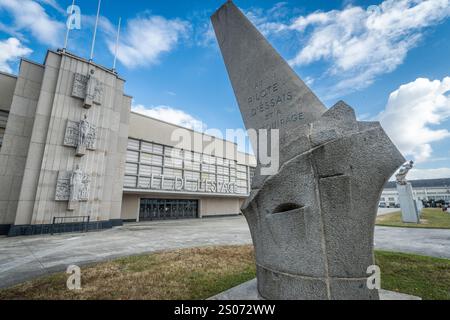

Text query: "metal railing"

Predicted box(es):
[51, 216, 90, 235]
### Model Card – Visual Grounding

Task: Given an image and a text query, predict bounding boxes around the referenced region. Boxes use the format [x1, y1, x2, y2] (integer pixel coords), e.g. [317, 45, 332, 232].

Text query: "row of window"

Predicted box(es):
[127, 139, 247, 168]
[125, 158, 248, 178]
[124, 138, 252, 195]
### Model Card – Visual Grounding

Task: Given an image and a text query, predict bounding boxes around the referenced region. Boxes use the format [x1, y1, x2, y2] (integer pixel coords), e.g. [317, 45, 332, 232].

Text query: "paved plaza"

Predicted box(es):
[0, 216, 449, 289]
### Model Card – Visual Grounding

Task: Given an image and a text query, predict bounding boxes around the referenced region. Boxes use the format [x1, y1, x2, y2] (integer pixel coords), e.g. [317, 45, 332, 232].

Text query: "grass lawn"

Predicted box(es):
[0, 245, 449, 300]
[377, 208, 450, 229]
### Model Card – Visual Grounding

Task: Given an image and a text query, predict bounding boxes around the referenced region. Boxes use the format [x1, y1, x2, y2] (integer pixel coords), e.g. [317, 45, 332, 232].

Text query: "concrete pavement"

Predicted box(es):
[1, 216, 449, 289]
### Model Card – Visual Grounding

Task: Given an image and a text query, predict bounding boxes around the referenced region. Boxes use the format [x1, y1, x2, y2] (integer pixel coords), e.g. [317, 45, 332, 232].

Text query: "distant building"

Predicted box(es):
[380, 179, 450, 207]
[0, 50, 256, 236]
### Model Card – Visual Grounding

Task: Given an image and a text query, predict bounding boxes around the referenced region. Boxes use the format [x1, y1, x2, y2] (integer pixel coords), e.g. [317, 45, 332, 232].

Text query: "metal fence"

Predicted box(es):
[51, 216, 91, 235]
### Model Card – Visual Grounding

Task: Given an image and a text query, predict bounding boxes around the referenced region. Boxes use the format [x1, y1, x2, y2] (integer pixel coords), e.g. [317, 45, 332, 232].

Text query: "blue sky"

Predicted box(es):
[0, 0, 449, 179]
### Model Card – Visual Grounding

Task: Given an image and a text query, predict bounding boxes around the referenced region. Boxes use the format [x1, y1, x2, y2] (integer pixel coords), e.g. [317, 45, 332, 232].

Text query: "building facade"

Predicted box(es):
[380, 179, 450, 208]
[0, 51, 256, 236]
[121, 112, 256, 223]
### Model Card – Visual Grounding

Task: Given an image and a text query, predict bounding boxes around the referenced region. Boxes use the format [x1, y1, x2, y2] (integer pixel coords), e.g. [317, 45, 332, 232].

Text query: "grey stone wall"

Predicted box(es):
[0, 51, 131, 231]
[0, 60, 45, 225]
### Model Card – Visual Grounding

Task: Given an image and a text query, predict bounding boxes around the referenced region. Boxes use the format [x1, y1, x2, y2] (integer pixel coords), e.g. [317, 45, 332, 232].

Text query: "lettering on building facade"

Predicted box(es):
[132, 174, 239, 195]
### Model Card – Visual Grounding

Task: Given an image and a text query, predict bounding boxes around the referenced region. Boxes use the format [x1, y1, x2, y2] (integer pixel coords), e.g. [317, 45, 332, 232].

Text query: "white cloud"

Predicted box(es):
[408, 168, 450, 180]
[36, 0, 64, 14]
[377, 77, 450, 163]
[244, 3, 290, 37]
[109, 15, 189, 68]
[0, 37, 32, 73]
[0, 0, 65, 47]
[284, 0, 450, 92]
[199, 2, 290, 47]
[132, 104, 205, 132]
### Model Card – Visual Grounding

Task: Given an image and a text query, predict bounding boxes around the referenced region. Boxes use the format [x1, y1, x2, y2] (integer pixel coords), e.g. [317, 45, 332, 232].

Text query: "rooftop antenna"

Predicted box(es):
[112, 17, 122, 72]
[89, 0, 102, 62]
[63, 0, 76, 52]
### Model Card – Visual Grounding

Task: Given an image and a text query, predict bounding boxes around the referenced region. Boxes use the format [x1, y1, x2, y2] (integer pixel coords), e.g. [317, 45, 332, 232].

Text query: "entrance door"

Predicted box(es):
[139, 199, 199, 221]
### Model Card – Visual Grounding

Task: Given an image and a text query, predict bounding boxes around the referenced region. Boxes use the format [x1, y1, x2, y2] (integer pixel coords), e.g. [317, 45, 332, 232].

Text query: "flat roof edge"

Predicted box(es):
[0, 70, 18, 79]
[130, 111, 240, 146]
[45, 49, 127, 82]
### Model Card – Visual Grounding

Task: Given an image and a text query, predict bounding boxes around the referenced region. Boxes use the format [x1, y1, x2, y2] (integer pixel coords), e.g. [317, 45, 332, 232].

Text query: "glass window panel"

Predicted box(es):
[140, 165, 162, 176]
[237, 165, 247, 172]
[237, 171, 247, 179]
[185, 171, 200, 180]
[237, 186, 248, 194]
[202, 164, 216, 173]
[140, 153, 151, 164]
[237, 179, 247, 187]
[151, 177, 162, 189]
[185, 180, 198, 191]
[230, 168, 236, 177]
[185, 161, 201, 171]
[165, 156, 183, 168]
[164, 168, 182, 177]
[143, 153, 163, 166]
[125, 163, 138, 175]
[201, 173, 215, 181]
[138, 177, 151, 188]
[203, 154, 215, 164]
[153, 144, 163, 154]
[216, 158, 224, 166]
[124, 176, 137, 188]
[165, 146, 173, 156]
[217, 166, 228, 175]
[184, 151, 193, 161]
[126, 150, 139, 162]
[162, 178, 175, 190]
[217, 175, 229, 183]
[141, 141, 153, 153]
[193, 153, 202, 162]
[127, 139, 140, 150]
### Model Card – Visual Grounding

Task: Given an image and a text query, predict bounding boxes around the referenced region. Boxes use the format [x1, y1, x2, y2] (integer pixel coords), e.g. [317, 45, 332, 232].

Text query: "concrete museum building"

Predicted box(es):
[0, 50, 256, 236]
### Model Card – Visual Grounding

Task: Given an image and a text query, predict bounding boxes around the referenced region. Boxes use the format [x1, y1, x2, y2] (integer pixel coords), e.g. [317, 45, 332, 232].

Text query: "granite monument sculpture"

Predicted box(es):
[212, 0, 405, 300]
[396, 161, 421, 224]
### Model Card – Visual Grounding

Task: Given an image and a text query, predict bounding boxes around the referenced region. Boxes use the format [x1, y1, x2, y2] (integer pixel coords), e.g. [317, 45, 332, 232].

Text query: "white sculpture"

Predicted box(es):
[76, 114, 90, 155]
[70, 165, 83, 202]
[71, 70, 103, 108]
[396, 160, 414, 185]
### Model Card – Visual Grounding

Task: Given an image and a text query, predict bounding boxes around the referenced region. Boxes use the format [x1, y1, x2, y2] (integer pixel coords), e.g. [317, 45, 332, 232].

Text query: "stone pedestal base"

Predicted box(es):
[209, 279, 421, 301]
[397, 183, 420, 224]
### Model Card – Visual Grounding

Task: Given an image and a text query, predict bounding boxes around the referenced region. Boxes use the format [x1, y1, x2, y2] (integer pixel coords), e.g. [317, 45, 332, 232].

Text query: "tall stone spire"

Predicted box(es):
[211, 1, 326, 146]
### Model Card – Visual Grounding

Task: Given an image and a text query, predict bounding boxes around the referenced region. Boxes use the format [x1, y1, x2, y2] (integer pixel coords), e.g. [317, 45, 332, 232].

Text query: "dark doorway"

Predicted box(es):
[139, 199, 199, 221]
